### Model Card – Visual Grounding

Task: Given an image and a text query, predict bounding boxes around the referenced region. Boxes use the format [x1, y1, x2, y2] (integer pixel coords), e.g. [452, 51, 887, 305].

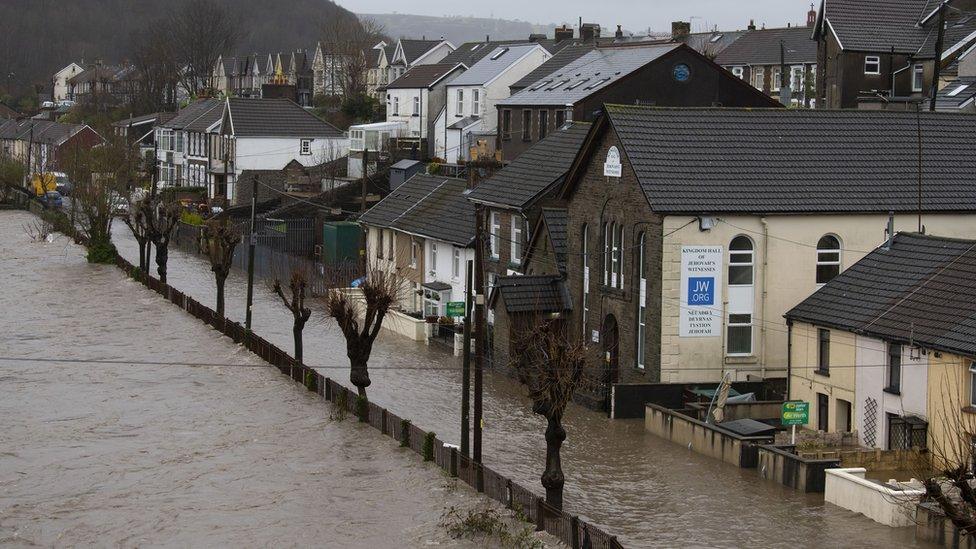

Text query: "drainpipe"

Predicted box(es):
[760, 217, 769, 379]
[786, 319, 793, 399]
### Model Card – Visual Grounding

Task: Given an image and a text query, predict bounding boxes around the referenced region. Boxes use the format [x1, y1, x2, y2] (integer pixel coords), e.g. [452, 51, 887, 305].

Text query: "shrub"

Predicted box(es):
[86, 237, 117, 264]
[180, 210, 205, 226]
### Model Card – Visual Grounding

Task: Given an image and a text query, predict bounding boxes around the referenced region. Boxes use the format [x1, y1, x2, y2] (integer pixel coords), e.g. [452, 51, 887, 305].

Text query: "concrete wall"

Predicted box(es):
[824, 468, 923, 527]
[383, 309, 427, 341]
[917, 502, 976, 549]
[644, 403, 771, 467]
[758, 444, 840, 493]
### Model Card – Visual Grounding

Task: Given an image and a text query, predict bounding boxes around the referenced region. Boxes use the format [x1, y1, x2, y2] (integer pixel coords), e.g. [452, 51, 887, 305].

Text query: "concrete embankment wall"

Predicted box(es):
[644, 403, 772, 468]
[757, 445, 840, 493]
[824, 468, 922, 527]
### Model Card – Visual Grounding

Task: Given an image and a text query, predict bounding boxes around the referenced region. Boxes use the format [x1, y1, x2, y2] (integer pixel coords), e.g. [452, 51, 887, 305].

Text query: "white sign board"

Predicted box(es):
[604, 146, 622, 178]
[679, 246, 723, 337]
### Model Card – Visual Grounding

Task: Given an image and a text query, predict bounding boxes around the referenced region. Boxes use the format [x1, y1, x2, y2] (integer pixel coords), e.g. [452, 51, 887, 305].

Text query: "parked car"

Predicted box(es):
[54, 172, 72, 196]
[41, 101, 55, 109]
[110, 193, 129, 215]
[41, 191, 63, 209]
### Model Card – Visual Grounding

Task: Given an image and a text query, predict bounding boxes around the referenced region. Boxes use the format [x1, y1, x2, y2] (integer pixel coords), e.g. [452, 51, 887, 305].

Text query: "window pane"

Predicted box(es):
[818, 251, 840, 263]
[729, 265, 753, 285]
[730, 236, 753, 251]
[817, 235, 840, 250]
[729, 252, 752, 264]
[816, 264, 840, 284]
[728, 325, 752, 354]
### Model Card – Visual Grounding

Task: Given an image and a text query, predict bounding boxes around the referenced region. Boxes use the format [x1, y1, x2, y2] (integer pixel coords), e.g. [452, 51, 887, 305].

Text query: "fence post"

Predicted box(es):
[381, 409, 388, 436]
[477, 463, 484, 493]
[450, 447, 458, 478]
[570, 515, 580, 549]
[535, 498, 545, 532]
[506, 479, 513, 509]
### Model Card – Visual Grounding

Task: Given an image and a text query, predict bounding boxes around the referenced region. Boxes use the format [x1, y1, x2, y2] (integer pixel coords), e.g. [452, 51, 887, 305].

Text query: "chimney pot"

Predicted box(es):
[671, 21, 691, 41]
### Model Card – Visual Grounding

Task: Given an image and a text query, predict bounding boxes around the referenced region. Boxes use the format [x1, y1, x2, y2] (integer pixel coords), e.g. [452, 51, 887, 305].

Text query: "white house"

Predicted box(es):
[155, 98, 223, 189]
[52, 62, 84, 102]
[385, 62, 466, 158]
[217, 97, 348, 204]
[438, 44, 550, 161]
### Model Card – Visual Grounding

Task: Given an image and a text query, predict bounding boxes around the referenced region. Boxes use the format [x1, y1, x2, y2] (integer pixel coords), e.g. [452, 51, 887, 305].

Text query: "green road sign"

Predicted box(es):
[446, 301, 466, 317]
[781, 401, 809, 426]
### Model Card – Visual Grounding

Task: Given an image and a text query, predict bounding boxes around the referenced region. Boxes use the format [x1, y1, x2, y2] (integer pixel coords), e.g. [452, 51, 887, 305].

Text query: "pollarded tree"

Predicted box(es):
[273, 270, 313, 365]
[511, 317, 589, 510]
[141, 199, 181, 283]
[203, 218, 241, 317]
[122, 196, 152, 273]
[324, 261, 402, 399]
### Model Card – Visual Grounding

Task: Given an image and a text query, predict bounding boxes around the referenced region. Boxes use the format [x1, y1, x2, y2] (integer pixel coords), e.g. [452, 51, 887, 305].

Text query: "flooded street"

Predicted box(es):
[0, 211, 541, 548]
[104, 222, 927, 548]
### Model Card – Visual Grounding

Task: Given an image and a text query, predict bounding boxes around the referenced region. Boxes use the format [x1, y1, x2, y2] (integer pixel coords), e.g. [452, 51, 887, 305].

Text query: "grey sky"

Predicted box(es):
[338, 0, 818, 33]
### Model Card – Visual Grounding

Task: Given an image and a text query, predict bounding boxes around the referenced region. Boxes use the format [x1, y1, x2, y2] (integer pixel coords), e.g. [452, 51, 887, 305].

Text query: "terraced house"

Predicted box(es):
[492, 106, 976, 412]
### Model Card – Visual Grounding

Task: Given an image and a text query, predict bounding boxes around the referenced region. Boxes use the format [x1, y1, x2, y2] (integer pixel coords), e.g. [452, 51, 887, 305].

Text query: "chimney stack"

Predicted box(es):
[747, 19, 756, 31]
[807, 3, 817, 27]
[581, 22, 601, 42]
[554, 24, 574, 42]
[671, 21, 691, 41]
[615, 25, 624, 39]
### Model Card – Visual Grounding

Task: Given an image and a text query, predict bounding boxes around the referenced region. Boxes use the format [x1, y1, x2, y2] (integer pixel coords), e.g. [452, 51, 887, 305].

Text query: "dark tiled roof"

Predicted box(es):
[935, 76, 976, 110]
[0, 103, 20, 119]
[112, 111, 175, 128]
[786, 233, 976, 357]
[714, 27, 818, 66]
[499, 44, 680, 107]
[681, 30, 749, 57]
[0, 119, 92, 145]
[447, 115, 481, 130]
[541, 208, 568, 271]
[510, 43, 595, 91]
[386, 63, 463, 89]
[162, 99, 223, 130]
[602, 105, 976, 214]
[917, 11, 976, 58]
[226, 98, 343, 138]
[489, 275, 572, 314]
[359, 174, 474, 246]
[442, 40, 529, 66]
[448, 45, 546, 87]
[399, 39, 444, 64]
[467, 122, 590, 209]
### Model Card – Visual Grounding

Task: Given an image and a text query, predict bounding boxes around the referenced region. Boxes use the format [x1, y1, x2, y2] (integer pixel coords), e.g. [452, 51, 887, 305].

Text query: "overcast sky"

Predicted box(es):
[339, 0, 818, 33]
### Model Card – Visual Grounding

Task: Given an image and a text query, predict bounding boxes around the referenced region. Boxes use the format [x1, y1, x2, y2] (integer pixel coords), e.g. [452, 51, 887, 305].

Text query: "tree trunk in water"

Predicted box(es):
[541, 415, 567, 510]
[293, 323, 303, 365]
[215, 276, 225, 318]
[350, 357, 370, 398]
[155, 243, 168, 283]
[138, 240, 147, 273]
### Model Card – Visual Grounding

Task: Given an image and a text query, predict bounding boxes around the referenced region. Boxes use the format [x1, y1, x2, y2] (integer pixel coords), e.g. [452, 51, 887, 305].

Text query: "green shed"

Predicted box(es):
[322, 222, 362, 267]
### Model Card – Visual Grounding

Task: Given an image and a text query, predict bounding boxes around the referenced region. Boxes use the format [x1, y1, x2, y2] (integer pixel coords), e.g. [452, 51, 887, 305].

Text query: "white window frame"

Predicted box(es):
[581, 224, 589, 338]
[430, 242, 438, 272]
[392, 96, 399, 115]
[377, 229, 385, 259]
[472, 89, 480, 116]
[636, 232, 647, 369]
[752, 66, 765, 90]
[771, 67, 782, 92]
[731, 66, 744, 80]
[350, 129, 365, 151]
[727, 313, 753, 356]
[456, 89, 464, 115]
[728, 236, 755, 286]
[489, 212, 500, 260]
[452, 248, 461, 279]
[912, 64, 924, 92]
[864, 56, 881, 75]
[300, 138, 311, 155]
[510, 216, 523, 266]
[410, 239, 418, 268]
[791, 65, 805, 94]
[413, 95, 420, 115]
[816, 234, 842, 285]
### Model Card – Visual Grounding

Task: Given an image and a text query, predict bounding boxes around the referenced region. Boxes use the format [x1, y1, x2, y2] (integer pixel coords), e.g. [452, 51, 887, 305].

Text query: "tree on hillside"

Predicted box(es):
[510, 316, 589, 510]
[203, 218, 241, 317]
[319, 15, 385, 98]
[131, 26, 179, 113]
[163, 0, 243, 96]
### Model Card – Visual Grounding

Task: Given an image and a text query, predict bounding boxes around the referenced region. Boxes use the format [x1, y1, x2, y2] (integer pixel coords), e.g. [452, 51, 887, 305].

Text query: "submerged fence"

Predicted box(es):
[110, 251, 624, 549]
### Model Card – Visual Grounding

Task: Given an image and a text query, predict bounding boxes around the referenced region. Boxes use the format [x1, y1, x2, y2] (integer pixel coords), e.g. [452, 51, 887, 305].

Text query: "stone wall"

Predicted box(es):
[644, 403, 771, 468]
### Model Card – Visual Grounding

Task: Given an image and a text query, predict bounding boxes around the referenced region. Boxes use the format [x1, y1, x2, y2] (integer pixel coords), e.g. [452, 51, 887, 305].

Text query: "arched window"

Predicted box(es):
[602, 222, 610, 285]
[728, 236, 754, 286]
[581, 224, 589, 337]
[636, 232, 647, 370]
[816, 235, 841, 284]
[612, 223, 623, 289]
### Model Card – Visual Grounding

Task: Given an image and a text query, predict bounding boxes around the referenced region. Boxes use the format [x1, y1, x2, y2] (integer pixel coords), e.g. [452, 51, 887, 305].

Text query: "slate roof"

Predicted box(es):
[226, 98, 343, 138]
[934, 76, 976, 110]
[681, 30, 749, 57]
[442, 40, 529, 66]
[358, 174, 474, 246]
[162, 99, 223, 131]
[467, 122, 590, 209]
[510, 43, 595, 92]
[386, 63, 464, 89]
[714, 27, 818, 65]
[0, 103, 20, 119]
[0, 119, 92, 145]
[399, 39, 444, 64]
[489, 275, 572, 314]
[541, 208, 568, 272]
[498, 44, 680, 107]
[447, 115, 482, 130]
[112, 111, 175, 128]
[786, 233, 976, 358]
[600, 105, 976, 214]
[447, 44, 546, 87]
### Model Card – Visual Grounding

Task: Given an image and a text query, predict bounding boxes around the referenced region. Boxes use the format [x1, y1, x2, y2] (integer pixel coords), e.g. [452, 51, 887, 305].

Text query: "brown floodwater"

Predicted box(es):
[101, 221, 932, 548]
[0, 210, 552, 548]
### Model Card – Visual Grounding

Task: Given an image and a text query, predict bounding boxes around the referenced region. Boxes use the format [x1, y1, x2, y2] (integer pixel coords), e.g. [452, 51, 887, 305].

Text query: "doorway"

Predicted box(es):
[602, 314, 619, 413]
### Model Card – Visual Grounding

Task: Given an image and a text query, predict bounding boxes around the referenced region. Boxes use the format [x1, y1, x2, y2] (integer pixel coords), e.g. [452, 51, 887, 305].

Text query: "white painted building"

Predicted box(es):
[439, 44, 550, 161]
[52, 63, 84, 102]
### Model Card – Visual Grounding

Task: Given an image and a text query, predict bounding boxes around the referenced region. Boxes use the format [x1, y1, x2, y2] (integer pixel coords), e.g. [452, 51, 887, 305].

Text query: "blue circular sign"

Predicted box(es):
[673, 63, 691, 82]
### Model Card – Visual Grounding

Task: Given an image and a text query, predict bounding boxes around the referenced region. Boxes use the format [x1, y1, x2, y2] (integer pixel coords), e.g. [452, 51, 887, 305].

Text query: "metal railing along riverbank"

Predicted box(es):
[109, 252, 623, 549]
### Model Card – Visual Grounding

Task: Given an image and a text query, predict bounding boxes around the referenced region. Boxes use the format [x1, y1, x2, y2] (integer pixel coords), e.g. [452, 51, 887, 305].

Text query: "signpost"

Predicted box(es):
[781, 401, 809, 444]
[446, 301, 465, 318]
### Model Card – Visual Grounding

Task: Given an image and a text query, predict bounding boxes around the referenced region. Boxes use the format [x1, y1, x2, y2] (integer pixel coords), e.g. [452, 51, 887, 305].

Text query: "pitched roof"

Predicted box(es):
[467, 122, 590, 209]
[358, 174, 474, 246]
[442, 40, 530, 66]
[714, 27, 818, 65]
[162, 99, 223, 131]
[681, 30, 749, 57]
[386, 63, 464, 89]
[226, 98, 343, 138]
[0, 103, 20, 119]
[597, 105, 976, 214]
[0, 119, 93, 145]
[510, 43, 595, 91]
[447, 44, 546, 87]
[786, 233, 976, 358]
[541, 208, 568, 271]
[498, 44, 680, 107]
[399, 39, 445, 64]
[112, 111, 176, 128]
[935, 76, 976, 110]
[489, 275, 572, 314]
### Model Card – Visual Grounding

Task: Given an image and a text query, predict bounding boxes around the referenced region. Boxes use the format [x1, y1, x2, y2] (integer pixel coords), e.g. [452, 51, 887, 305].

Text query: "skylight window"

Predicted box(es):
[530, 80, 552, 91]
[584, 77, 611, 90]
[547, 79, 570, 90]
[471, 44, 481, 50]
[710, 34, 724, 43]
[566, 78, 589, 90]
[490, 48, 509, 60]
[948, 84, 970, 96]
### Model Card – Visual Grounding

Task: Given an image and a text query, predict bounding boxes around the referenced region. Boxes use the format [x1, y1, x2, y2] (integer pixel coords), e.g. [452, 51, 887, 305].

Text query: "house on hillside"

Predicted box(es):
[67, 63, 138, 104]
[492, 106, 976, 412]
[436, 44, 551, 162]
[113, 111, 176, 159]
[385, 62, 466, 158]
[0, 119, 104, 176]
[715, 25, 819, 106]
[813, 0, 976, 109]
[155, 99, 224, 190]
[495, 42, 780, 161]
[786, 233, 976, 457]
[52, 62, 84, 102]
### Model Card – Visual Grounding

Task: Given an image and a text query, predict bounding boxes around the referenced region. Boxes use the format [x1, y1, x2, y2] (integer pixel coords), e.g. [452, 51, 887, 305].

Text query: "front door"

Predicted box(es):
[602, 315, 619, 413]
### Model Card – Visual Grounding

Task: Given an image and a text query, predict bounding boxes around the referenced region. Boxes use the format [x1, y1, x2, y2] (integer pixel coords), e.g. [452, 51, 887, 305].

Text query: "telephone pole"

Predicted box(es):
[361, 147, 368, 213]
[473, 204, 486, 481]
[461, 259, 473, 458]
[245, 175, 257, 331]
[929, 1, 948, 112]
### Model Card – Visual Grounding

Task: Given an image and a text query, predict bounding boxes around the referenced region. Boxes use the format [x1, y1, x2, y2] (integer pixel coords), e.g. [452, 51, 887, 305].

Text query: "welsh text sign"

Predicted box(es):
[679, 246, 723, 337]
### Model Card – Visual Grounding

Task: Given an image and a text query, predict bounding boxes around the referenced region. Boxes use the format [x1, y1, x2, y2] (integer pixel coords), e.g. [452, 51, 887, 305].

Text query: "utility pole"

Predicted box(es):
[779, 41, 790, 106]
[25, 123, 34, 190]
[929, 1, 947, 112]
[461, 259, 473, 458]
[473, 204, 486, 479]
[361, 147, 368, 213]
[245, 175, 257, 331]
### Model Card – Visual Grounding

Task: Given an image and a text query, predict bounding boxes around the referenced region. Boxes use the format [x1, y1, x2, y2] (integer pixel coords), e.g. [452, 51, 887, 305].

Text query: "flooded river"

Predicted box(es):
[103, 222, 929, 548]
[0, 211, 545, 548]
